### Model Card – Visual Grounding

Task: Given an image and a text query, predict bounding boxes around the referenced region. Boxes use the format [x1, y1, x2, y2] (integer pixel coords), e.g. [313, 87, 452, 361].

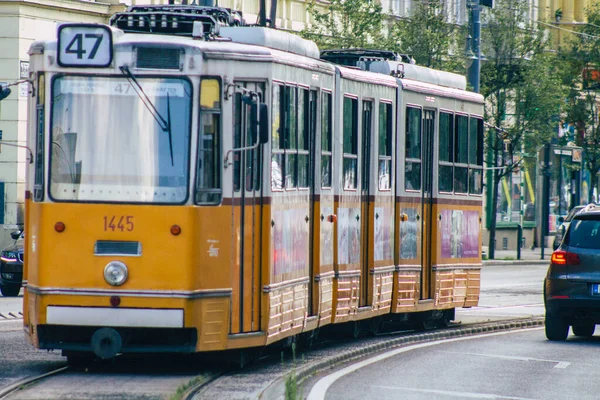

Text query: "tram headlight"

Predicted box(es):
[104, 261, 128, 286]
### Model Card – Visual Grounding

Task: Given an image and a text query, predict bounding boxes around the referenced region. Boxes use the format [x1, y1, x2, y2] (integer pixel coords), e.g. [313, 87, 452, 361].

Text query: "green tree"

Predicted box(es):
[561, 3, 600, 202]
[301, 0, 387, 49]
[480, 0, 565, 258]
[389, 0, 464, 72]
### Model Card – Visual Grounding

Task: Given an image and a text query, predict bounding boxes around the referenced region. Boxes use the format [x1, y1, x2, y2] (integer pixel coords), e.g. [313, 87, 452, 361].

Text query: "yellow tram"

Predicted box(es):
[9, 5, 484, 362]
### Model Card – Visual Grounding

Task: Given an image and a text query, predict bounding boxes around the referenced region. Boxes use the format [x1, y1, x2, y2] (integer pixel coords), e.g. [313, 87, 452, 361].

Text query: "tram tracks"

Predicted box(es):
[0, 367, 69, 400]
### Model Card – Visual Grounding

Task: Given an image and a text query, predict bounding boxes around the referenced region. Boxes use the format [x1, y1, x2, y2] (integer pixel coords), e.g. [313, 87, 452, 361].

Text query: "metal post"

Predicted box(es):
[467, 0, 481, 93]
[517, 141, 525, 260]
[541, 143, 551, 260]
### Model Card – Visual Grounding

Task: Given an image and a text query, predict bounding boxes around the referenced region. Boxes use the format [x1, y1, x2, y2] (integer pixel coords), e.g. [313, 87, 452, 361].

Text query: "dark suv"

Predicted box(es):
[544, 204, 600, 340]
[0, 230, 24, 297]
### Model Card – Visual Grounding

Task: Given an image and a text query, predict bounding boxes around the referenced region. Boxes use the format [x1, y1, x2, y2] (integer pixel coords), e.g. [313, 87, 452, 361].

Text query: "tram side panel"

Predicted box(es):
[331, 68, 398, 324]
[263, 61, 336, 344]
[393, 85, 484, 314]
[394, 95, 422, 312]
[312, 89, 335, 329]
[431, 102, 484, 309]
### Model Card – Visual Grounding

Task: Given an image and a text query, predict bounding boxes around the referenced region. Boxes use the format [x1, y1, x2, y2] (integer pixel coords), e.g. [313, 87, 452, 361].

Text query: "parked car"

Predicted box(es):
[552, 205, 586, 250]
[0, 230, 23, 297]
[544, 203, 600, 340]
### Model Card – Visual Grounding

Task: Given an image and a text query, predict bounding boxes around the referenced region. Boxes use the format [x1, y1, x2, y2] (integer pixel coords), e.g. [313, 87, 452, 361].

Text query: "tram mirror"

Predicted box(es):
[259, 103, 268, 144]
[0, 86, 11, 101]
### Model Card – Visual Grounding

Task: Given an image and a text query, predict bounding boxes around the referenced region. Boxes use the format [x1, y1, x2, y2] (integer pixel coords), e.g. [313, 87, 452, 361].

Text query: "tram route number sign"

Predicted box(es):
[58, 24, 113, 68]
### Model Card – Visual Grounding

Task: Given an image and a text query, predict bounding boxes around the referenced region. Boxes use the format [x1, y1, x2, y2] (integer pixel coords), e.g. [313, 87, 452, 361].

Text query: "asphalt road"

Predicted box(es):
[308, 327, 600, 400]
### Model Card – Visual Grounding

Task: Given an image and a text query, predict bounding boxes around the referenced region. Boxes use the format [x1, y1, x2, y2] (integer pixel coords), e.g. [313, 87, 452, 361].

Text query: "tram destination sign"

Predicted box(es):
[58, 24, 113, 68]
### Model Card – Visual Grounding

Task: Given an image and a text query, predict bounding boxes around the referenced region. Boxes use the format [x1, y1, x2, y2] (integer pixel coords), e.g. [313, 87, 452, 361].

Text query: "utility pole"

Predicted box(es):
[466, 0, 482, 93]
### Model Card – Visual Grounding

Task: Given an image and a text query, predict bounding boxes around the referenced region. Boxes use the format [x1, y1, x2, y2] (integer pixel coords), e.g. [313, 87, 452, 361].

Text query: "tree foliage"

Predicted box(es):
[480, 0, 567, 257]
[390, 0, 464, 72]
[301, 0, 461, 73]
[301, 0, 387, 49]
[561, 3, 600, 202]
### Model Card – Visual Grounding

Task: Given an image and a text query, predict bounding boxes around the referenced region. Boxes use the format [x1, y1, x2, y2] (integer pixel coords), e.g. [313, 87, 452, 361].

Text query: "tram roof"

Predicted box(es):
[29, 28, 336, 74]
[337, 65, 398, 88]
[401, 78, 484, 104]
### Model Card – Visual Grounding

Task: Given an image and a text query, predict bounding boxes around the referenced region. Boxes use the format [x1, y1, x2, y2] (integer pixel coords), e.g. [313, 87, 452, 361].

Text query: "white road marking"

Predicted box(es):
[443, 351, 571, 369]
[373, 385, 535, 399]
[306, 328, 545, 400]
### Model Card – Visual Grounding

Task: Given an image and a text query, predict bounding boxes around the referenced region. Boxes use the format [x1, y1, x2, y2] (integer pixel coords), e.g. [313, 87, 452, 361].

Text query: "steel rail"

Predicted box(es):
[0, 366, 69, 400]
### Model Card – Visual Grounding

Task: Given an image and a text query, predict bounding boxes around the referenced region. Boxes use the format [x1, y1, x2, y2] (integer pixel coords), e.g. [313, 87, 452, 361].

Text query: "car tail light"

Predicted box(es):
[551, 250, 580, 265]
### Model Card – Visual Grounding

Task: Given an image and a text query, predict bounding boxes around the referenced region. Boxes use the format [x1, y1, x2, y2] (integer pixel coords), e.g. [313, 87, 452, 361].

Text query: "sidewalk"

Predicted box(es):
[482, 247, 553, 266]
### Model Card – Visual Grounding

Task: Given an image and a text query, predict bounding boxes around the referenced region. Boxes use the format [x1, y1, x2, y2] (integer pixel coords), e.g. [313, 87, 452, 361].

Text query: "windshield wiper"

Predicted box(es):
[119, 66, 174, 166]
[166, 93, 174, 167]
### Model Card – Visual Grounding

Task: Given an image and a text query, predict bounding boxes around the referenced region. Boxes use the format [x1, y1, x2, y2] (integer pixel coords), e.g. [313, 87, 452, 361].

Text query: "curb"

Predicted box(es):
[260, 317, 545, 399]
[483, 260, 549, 266]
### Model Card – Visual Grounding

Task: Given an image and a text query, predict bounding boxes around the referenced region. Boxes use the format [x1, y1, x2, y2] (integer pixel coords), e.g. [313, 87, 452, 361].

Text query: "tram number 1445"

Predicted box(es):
[103, 216, 134, 232]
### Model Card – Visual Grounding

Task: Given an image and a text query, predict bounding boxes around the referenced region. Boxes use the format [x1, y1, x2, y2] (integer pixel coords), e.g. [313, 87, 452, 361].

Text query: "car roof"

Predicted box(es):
[564, 205, 587, 222]
[573, 204, 600, 219]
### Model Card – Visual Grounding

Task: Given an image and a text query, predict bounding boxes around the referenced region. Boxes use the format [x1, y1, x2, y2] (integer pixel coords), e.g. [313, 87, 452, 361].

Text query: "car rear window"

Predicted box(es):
[565, 207, 585, 222]
[566, 217, 600, 249]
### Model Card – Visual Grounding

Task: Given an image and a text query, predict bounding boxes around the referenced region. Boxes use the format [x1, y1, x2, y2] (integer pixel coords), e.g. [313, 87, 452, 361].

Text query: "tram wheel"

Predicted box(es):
[572, 323, 595, 337]
[545, 316, 569, 341]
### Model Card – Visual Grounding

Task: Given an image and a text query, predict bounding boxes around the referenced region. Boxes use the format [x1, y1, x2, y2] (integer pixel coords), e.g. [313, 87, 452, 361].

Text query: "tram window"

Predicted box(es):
[34, 73, 45, 201]
[321, 92, 332, 188]
[378, 102, 392, 191]
[343, 97, 358, 190]
[468, 117, 484, 194]
[271, 153, 284, 190]
[271, 85, 285, 190]
[284, 86, 298, 189]
[405, 107, 421, 191]
[285, 86, 298, 150]
[272, 85, 282, 150]
[454, 115, 469, 193]
[196, 78, 222, 204]
[272, 85, 284, 190]
[234, 93, 242, 192]
[298, 88, 309, 188]
[455, 116, 468, 164]
[469, 169, 483, 194]
[439, 112, 454, 193]
[200, 79, 220, 109]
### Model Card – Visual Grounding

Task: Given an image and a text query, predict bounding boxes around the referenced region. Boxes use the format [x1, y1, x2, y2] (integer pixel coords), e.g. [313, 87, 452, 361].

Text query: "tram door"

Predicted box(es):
[308, 89, 318, 316]
[231, 82, 264, 334]
[420, 110, 435, 299]
[360, 100, 373, 306]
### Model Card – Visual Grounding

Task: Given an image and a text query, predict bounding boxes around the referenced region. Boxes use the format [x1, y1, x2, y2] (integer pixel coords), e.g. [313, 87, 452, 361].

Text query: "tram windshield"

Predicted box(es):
[50, 75, 191, 203]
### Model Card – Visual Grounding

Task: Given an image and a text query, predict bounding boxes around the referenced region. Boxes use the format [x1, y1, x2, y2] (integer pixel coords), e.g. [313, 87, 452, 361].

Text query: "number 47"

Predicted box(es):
[66, 33, 103, 60]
